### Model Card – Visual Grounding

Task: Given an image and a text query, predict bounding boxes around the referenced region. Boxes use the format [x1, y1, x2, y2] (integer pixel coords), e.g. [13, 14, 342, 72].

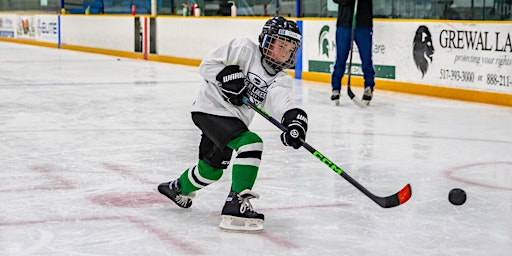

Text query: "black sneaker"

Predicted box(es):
[362, 87, 373, 105]
[157, 179, 195, 208]
[219, 189, 264, 232]
[331, 90, 340, 106]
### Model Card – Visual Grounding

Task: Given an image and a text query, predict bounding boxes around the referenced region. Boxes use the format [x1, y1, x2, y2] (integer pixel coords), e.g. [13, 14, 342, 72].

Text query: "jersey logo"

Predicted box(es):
[246, 72, 271, 105]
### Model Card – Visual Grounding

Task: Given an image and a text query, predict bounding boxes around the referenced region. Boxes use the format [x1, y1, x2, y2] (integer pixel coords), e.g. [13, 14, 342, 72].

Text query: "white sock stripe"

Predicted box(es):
[193, 165, 218, 184]
[187, 165, 217, 189]
[232, 158, 261, 167]
[237, 142, 263, 154]
[187, 165, 205, 188]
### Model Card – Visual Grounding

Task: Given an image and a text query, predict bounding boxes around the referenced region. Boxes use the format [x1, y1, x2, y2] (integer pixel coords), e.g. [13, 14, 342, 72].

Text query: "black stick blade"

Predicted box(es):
[375, 184, 412, 208]
[347, 87, 367, 108]
[347, 86, 356, 99]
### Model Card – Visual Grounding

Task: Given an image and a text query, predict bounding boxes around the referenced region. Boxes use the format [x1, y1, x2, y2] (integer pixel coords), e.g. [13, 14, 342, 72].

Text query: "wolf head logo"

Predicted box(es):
[413, 26, 435, 78]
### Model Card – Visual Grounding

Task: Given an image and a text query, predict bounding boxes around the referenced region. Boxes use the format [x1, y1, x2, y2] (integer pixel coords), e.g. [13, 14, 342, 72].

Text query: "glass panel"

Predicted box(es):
[0, 0, 509, 20]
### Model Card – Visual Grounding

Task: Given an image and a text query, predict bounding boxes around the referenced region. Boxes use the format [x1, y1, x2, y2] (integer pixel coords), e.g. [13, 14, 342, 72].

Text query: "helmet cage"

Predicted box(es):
[258, 17, 302, 71]
[260, 29, 301, 71]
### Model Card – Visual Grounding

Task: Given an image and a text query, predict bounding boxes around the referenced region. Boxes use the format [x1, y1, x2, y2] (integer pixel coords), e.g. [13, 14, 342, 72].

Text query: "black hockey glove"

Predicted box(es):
[280, 108, 308, 149]
[216, 65, 246, 106]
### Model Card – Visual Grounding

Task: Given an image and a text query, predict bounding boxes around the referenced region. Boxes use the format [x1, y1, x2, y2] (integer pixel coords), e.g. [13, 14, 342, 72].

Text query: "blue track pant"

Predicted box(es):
[331, 27, 375, 91]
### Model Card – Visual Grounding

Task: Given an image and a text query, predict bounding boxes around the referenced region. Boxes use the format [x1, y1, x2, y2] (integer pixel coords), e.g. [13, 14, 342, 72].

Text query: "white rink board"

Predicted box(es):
[156, 17, 263, 59]
[60, 15, 134, 51]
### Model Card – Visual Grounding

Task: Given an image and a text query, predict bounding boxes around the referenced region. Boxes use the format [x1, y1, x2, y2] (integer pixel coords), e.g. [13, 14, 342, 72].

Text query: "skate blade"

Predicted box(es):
[362, 100, 371, 106]
[219, 215, 263, 233]
[334, 99, 340, 106]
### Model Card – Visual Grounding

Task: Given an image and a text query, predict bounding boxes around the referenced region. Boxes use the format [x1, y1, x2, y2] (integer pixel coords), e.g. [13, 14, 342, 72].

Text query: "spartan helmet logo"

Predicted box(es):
[413, 26, 435, 78]
[318, 25, 331, 58]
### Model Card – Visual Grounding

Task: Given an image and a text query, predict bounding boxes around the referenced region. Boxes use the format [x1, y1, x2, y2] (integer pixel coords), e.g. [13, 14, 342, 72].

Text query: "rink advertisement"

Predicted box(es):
[35, 15, 59, 43]
[0, 15, 16, 38]
[16, 15, 36, 40]
[302, 20, 512, 94]
[406, 22, 512, 94]
[303, 21, 396, 80]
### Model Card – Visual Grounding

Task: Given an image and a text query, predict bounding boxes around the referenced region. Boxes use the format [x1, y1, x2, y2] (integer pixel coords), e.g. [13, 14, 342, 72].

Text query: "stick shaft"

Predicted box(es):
[242, 97, 411, 208]
[344, 0, 366, 108]
[347, 0, 358, 88]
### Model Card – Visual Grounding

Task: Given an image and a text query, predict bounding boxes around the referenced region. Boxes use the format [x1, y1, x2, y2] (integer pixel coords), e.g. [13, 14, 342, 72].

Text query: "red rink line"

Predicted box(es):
[31, 165, 76, 190]
[102, 163, 155, 185]
[0, 216, 121, 226]
[0, 215, 203, 255]
[0, 166, 75, 193]
[124, 216, 203, 255]
[443, 161, 512, 191]
[258, 232, 301, 249]
[21, 162, 340, 251]
[88, 191, 170, 207]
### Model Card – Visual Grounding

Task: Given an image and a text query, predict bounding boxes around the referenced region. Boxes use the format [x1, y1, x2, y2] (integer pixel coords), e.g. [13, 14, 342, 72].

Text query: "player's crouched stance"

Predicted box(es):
[157, 16, 307, 233]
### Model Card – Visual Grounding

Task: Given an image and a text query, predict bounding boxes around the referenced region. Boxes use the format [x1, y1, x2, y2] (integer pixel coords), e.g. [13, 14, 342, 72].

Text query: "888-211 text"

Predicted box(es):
[487, 74, 512, 87]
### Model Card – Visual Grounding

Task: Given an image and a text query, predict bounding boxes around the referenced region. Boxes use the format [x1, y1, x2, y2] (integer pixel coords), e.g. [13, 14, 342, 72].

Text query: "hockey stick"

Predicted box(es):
[243, 97, 411, 208]
[346, 0, 367, 108]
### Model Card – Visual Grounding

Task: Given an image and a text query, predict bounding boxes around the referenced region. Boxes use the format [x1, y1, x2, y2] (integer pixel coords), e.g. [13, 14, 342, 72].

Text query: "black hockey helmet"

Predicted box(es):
[258, 16, 302, 71]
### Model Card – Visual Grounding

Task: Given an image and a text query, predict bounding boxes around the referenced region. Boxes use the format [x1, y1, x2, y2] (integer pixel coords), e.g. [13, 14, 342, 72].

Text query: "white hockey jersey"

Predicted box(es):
[191, 37, 298, 127]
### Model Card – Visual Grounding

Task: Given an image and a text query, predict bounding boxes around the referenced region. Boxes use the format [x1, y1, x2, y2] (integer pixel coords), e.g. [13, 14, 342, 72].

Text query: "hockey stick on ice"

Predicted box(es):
[346, 0, 367, 108]
[243, 97, 411, 208]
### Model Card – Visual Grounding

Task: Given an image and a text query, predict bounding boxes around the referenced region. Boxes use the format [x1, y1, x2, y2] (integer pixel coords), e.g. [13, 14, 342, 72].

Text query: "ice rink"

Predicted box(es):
[1, 41, 511, 256]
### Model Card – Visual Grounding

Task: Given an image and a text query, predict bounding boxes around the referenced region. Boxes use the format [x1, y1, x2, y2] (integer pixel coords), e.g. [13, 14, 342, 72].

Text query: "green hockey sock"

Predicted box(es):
[179, 160, 223, 194]
[227, 131, 263, 193]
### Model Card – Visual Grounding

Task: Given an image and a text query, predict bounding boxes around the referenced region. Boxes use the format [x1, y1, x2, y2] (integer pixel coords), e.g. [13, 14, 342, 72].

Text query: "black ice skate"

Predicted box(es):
[331, 90, 340, 106]
[219, 189, 264, 233]
[157, 179, 195, 208]
[362, 87, 373, 106]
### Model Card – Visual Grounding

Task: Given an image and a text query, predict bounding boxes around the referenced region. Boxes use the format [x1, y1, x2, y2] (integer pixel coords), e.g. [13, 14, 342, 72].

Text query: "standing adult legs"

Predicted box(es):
[354, 27, 375, 90]
[331, 27, 353, 92]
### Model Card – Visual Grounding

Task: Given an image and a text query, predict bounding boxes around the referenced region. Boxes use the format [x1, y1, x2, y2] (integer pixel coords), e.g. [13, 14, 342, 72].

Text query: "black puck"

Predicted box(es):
[448, 188, 466, 205]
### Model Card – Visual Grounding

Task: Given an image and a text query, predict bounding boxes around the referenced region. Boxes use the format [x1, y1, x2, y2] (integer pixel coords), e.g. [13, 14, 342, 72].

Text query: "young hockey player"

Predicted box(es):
[157, 16, 308, 233]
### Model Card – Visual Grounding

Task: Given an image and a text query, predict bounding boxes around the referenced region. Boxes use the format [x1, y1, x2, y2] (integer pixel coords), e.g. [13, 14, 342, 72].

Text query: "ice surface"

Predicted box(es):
[1, 42, 511, 256]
